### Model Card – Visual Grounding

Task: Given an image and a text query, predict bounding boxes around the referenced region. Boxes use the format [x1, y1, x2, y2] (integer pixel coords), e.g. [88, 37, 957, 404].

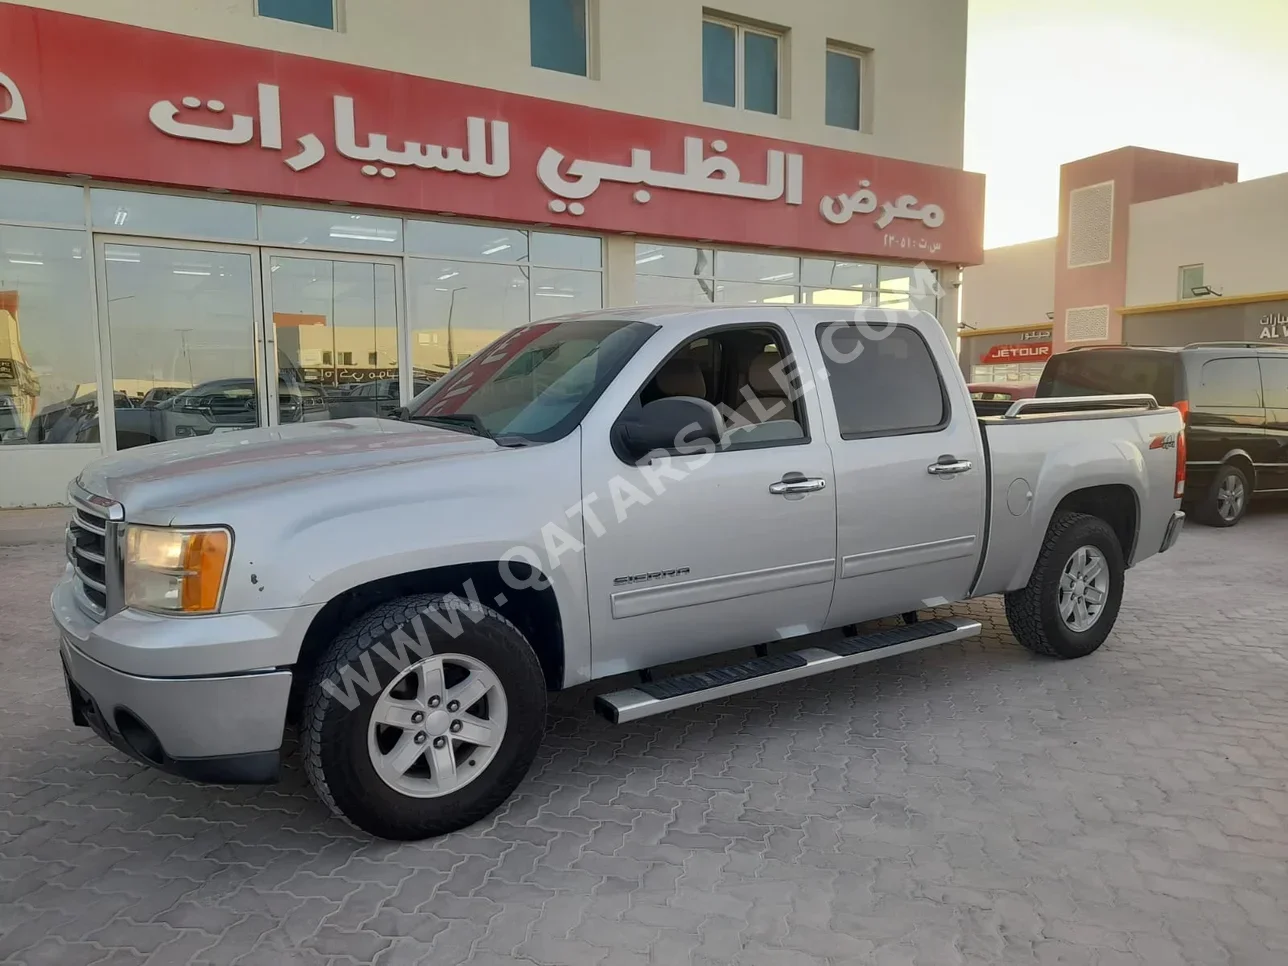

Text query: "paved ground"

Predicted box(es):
[2, 506, 1288, 966]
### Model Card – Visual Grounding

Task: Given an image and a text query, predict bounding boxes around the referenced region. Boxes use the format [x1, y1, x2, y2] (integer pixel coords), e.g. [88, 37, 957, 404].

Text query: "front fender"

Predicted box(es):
[216, 434, 592, 685]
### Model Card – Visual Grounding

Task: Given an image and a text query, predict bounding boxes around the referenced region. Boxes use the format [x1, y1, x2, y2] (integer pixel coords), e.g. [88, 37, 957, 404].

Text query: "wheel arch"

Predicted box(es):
[997, 480, 1143, 594]
[289, 561, 566, 719]
[1218, 450, 1257, 490]
[1051, 484, 1140, 565]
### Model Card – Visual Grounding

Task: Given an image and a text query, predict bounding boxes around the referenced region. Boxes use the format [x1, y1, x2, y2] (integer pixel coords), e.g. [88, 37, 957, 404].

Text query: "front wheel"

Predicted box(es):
[1005, 511, 1125, 659]
[302, 593, 547, 840]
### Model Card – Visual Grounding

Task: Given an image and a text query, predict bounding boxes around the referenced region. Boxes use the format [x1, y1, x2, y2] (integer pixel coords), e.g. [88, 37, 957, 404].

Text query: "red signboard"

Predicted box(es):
[0, 4, 985, 265]
[980, 342, 1052, 364]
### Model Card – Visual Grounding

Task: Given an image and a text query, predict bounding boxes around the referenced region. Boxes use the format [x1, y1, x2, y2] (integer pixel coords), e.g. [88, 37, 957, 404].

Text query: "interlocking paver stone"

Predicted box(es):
[3, 506, 1288, 964]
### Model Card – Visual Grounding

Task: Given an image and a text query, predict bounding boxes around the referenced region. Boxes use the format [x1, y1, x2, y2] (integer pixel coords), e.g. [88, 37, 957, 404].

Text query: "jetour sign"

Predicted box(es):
[980, 342, 1052, 364]
[0, 3, 986, 264]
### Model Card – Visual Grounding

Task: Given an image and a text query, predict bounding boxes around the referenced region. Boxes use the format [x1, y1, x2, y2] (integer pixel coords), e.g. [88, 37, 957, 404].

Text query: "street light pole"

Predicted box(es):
[445, 286, 466, 369]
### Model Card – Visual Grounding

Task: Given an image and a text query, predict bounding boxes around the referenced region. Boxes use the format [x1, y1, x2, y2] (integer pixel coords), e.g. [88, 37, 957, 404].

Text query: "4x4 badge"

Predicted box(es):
[1149, 432, 1178, 451]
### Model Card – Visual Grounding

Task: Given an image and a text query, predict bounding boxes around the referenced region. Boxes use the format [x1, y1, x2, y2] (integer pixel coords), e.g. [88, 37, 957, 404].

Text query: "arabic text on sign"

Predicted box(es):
[820, 180, 945, 230]
[536, 136, 804, 216]
[0, 71, 27, 122]
[144, 83, 827, 216]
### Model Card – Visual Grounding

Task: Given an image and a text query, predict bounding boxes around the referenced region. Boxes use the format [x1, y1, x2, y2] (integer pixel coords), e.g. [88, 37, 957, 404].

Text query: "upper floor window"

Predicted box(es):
[702, 15, 783, 115]
[531, 0, 590, 77]
[1179, 264, 1205, 300]
[825, 45, 864, 131]
[257, 0, 336, 30]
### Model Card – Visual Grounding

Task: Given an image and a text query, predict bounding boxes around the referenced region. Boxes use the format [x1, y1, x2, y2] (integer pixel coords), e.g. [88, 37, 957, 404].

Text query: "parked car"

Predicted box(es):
[1038, 342, 1288, 527]
[54, 306, 1185, 840]
[140, 386, 188, 409]
[968, 381, 1038, 416]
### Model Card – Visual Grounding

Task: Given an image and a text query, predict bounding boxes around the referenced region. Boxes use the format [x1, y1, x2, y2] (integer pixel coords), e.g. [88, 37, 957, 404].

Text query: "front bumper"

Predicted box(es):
[52, 573, 306, 784]
[60, 637, 290, 783]
[1159, 510, 1186, 554]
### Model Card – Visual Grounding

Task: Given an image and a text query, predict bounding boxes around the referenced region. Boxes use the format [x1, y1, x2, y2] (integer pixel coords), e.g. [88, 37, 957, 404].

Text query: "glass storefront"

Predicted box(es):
[0, 172, 953, 504]
[635, 243, 940, 312]
[0, 176, 604, 456]
[0, 222, 96, 445]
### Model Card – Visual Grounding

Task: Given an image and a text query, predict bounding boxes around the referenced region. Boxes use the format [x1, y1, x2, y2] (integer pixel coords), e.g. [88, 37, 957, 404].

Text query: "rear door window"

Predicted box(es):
[1259, 358, 1288, 409]
[1038, 351, 1178, 405]
[815, 323, 948, 438]
[1195, 358, 1263, 409]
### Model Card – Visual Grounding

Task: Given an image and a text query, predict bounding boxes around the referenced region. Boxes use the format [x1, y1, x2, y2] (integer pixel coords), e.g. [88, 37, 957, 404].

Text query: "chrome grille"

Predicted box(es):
[67, 485, 123, 620]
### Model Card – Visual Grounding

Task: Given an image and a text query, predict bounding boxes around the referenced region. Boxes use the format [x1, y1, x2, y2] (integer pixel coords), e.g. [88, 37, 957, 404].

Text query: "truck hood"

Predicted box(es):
[77, 418, 498, 516]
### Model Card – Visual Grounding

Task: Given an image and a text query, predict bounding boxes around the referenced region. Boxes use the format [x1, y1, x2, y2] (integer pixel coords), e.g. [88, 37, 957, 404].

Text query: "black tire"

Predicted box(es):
[1004, 511, 1125, 659]
[1194, 463, 1250, 528]
[302, 593, 547, 840]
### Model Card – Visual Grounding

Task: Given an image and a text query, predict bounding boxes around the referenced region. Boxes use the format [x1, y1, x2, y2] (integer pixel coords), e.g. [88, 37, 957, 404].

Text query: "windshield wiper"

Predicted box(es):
[405, 412, 493, 439]
[393, 410, 533, 447]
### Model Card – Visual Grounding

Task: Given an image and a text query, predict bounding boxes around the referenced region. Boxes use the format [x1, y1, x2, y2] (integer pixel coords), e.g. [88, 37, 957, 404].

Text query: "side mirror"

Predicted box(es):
[1, 429, 27, 444]
[394, 406, 410, 421]
[616, 397, 721, 463]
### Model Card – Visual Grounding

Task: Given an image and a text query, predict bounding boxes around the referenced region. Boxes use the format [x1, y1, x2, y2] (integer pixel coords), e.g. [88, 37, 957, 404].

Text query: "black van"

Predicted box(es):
[1037, 342, 1288, 527]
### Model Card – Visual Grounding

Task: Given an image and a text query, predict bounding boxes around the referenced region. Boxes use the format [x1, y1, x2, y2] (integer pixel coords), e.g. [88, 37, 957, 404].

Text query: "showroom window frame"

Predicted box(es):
[633, 241, 941, 314]
[0, 178, 104, 454]
[0, 173, 605, 461]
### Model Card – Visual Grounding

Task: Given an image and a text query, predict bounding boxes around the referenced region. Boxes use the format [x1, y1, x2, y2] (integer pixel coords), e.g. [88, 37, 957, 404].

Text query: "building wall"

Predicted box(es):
[13, 0, 968, 169]
[1127, 171, 1288, 306]
[961, 237, 1055, 331]
[1052, 147, 1238, 353]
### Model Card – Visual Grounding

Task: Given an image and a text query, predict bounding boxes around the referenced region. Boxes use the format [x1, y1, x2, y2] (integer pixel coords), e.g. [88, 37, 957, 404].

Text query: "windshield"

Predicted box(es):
[1037, 350, 1179, 405]
[408, 318, 657, 442]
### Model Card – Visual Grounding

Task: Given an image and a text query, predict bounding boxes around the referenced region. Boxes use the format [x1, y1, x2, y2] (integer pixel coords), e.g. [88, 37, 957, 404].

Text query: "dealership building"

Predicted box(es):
[0, 0, 981, 507]
[960, 145, 1288, 383]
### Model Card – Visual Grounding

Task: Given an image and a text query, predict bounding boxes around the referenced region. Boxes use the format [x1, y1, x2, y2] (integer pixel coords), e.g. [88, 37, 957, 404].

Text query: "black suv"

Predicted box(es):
[1038, 342, 1288, 527]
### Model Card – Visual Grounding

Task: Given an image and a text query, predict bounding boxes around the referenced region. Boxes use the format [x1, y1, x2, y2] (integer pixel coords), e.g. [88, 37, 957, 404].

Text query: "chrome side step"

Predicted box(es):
[594, 616, 981, 724]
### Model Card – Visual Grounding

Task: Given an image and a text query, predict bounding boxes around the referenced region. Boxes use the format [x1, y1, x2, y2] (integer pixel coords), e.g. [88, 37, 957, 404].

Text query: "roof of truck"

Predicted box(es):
[549, 304, 938, 325]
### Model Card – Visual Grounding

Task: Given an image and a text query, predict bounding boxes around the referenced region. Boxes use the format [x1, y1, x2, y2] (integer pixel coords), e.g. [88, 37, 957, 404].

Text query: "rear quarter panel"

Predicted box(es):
[973, 408, 1184, 595]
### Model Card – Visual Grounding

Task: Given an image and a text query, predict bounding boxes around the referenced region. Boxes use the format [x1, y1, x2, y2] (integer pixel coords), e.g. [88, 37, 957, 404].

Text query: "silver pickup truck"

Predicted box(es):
[53, 306, 1186, 840]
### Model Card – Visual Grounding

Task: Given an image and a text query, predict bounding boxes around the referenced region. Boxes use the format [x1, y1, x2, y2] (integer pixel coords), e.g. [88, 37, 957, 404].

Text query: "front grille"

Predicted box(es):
[67, 490, 120, 619]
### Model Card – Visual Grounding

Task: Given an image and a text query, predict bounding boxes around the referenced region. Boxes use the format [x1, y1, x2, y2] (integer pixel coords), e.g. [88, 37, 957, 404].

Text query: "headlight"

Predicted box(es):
[124, 525, 232, 614]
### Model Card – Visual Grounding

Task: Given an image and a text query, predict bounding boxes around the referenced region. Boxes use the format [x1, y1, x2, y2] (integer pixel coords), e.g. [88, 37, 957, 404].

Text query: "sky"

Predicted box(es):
[965, 0, 1288, 249]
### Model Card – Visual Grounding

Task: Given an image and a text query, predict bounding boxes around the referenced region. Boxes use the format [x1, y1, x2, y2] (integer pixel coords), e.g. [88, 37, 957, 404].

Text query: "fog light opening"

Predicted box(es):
[114, 708, 165, 765]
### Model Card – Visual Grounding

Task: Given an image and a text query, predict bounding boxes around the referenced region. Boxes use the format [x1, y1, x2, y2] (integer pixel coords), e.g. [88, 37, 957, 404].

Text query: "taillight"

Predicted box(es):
[1174, 400, 1189, 499]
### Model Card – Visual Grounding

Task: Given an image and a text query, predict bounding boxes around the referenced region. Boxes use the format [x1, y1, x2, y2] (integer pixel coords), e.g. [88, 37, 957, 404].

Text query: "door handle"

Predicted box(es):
[769, 477, 828, 495]
[927, 456, 973, 476]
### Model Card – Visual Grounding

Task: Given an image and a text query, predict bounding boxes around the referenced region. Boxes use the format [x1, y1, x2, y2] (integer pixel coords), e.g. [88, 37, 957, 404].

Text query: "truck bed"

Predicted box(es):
[970, 396, 1185, 599]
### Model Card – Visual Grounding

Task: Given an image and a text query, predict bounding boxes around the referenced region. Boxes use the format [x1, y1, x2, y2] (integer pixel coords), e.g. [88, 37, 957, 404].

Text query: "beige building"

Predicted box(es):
[0, 0, 982, 506]
[960, 147, 1288, 383]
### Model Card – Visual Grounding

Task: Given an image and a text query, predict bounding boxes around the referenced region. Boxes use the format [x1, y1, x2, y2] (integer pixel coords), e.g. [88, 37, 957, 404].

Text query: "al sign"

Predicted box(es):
[1261, 312, 1288, 341]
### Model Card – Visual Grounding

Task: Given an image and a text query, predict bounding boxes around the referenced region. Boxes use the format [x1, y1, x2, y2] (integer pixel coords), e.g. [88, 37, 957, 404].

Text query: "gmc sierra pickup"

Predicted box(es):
[53, 305, 1186, 840]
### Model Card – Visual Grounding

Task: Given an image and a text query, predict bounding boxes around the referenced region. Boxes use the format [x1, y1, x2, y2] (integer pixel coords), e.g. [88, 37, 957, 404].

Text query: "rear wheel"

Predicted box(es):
[1005, 511, 1125, 659]
[302, 593, 547, 840]
[1195, 464, 1249, 528]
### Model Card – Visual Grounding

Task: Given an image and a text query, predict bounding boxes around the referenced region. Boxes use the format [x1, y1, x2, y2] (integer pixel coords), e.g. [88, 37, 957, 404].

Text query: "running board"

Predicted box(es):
[594, 616, 981, 724]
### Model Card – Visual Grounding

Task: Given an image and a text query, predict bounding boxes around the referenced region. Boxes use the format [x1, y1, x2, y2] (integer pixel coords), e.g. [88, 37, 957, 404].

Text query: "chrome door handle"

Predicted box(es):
[928, 459, 973, 476]
[769, 478, 828, 495]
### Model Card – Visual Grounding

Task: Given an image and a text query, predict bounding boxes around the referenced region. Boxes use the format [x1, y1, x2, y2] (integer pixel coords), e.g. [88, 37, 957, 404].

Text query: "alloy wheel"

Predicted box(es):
[366, 653, 508, 798]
